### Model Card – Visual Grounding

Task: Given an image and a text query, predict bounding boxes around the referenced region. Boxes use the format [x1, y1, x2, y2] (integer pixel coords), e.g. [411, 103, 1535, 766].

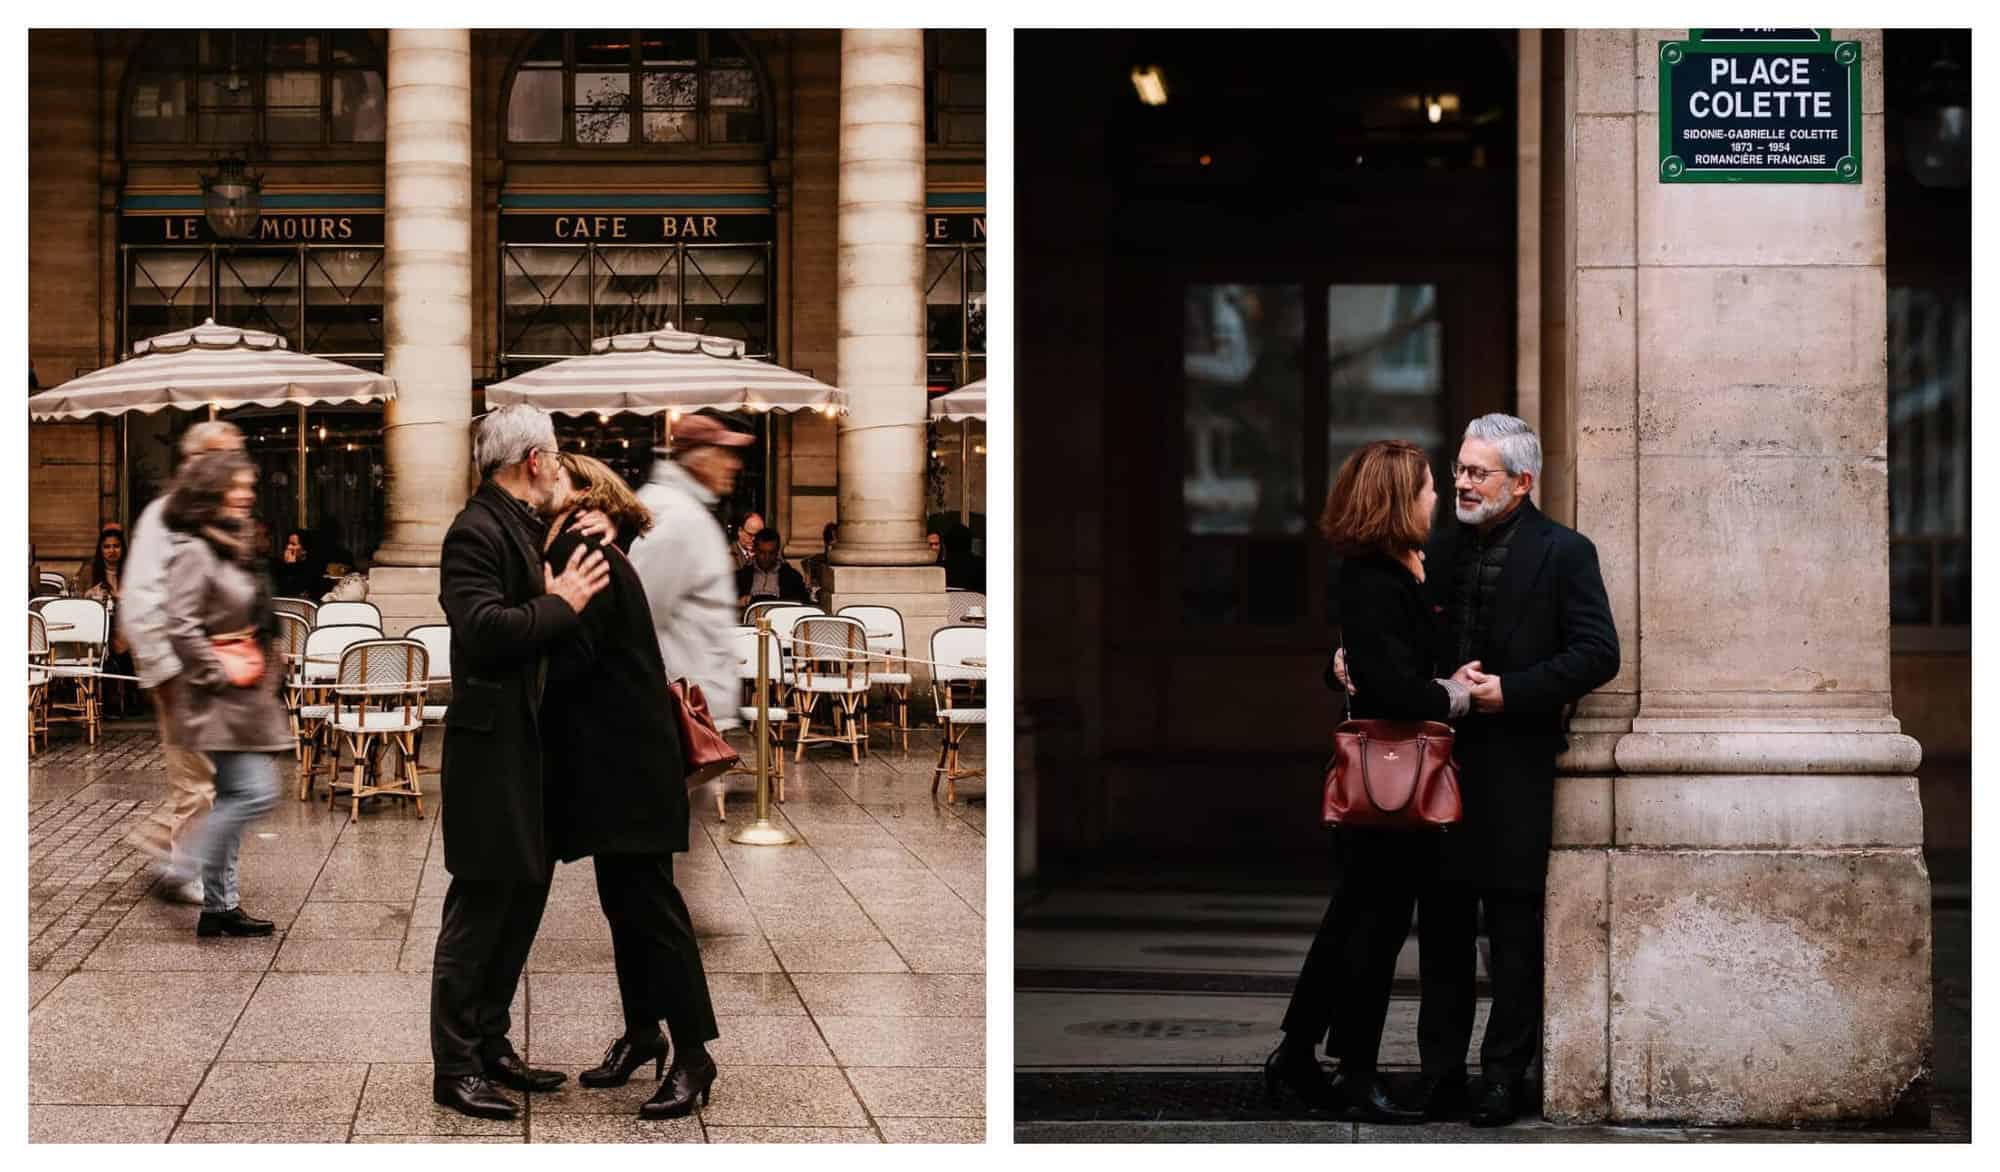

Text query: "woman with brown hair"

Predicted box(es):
[161, 450, 290, 937]
[540, 453, 721, 1120]
[1264, 440, 1473, 1122]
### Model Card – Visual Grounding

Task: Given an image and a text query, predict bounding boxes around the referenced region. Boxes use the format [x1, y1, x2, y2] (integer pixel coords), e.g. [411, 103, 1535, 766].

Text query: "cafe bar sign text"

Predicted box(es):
[1659, 29, 1862, 183]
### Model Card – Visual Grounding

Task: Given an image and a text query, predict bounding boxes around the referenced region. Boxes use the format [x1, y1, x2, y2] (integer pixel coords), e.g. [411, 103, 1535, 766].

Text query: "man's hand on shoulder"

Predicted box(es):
[545, 545, 611, 614]
[571, 509, 615, 541]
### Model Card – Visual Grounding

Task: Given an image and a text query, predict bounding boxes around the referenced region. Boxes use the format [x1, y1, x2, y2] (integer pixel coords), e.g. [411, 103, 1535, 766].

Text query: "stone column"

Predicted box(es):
[823, 30, 948, 681]
[369, 29, 473, 632]
[1542, 30, 1929, 1126]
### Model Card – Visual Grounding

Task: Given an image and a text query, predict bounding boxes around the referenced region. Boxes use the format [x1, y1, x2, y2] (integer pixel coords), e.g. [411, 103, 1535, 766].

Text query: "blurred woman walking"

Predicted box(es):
[161, 450, 291, 937]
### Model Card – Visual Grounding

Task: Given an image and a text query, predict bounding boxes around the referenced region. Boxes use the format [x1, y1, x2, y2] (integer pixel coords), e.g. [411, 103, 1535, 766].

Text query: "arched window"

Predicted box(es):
[506, 31, 767, 147]
[926, 30, 985, 148]
[125, 30, 385, 147]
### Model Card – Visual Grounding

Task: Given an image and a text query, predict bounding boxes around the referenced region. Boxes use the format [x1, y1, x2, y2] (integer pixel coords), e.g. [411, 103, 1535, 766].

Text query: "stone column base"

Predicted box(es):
[822, 563, 949, 693]
[366, 565, 445, 636]
[1544, 763, 1933, 1126]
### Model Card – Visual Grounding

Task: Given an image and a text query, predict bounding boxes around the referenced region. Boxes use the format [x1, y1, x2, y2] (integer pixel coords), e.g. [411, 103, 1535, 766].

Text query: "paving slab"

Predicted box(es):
[171, 1123, 354, 1143]
[351, 1064, 523, 1137]
[878, 1117, 987, 1143]
[28, 970, 263, 1105]
[792, 973, 985, 1017]
[694, 1065, 870, 1127]
[771, 938, 913, 974]
[29, 1105, 183, 1143]
[183, 1060, 369, 1123]
[848, 1066, 985, 1118]
[708, 1126, 881, 1142]
[816, 1016, 986, 1068]
[527, 1113, 704, 1143]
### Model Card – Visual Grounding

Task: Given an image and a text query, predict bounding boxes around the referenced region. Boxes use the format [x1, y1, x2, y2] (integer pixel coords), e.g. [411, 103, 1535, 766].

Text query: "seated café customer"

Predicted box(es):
[734, 529, 810, 608]
[271, 528, 320, 598]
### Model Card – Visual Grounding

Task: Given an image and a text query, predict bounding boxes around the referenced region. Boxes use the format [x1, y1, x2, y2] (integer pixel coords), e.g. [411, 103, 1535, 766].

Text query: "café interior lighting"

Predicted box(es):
[1131, 66, 1168, 107]
[1427, 96, 1444, 124]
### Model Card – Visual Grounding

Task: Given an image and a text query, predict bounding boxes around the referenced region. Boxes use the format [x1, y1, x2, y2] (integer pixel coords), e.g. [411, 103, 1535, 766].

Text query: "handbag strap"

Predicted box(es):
[1356, 730, 1429, 814]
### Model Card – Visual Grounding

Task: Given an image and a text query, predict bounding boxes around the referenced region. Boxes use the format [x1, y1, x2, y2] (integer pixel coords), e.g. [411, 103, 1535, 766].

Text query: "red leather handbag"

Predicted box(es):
[1322, 719, 1462, 831]
[209, 631, 267, 688]
[669, 679, 741, 787]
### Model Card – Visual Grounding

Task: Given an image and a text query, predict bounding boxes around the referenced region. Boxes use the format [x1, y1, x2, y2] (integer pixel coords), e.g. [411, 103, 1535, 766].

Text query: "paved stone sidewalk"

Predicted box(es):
[28, 723, 986, 1144]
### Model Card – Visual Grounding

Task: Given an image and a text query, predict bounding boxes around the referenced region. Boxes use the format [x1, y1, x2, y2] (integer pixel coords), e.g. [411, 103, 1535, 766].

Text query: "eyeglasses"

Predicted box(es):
[1452, 463, 1507, 484]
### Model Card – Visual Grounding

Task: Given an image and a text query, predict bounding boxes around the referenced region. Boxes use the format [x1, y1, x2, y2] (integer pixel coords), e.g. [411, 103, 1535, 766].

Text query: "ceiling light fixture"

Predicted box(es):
[1130, 66, 1168, 107]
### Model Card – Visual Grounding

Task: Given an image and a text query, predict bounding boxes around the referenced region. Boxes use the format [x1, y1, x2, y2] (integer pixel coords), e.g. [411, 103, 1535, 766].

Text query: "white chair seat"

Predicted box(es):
[299, 704, 334, 721]
[938, 708, 987, 725]
[869, 671, 913, 686]
[28, 669, 49, 686]
[422, 705, 449, 722]
[798, 678, 870, 695]
[44, 664, 100, 679]
[329, 710, 424, 734]
[738, 706, 790, 722]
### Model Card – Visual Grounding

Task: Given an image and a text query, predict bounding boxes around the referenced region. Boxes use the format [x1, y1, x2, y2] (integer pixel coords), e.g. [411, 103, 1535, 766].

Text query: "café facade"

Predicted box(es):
[28, 28, 986, 600]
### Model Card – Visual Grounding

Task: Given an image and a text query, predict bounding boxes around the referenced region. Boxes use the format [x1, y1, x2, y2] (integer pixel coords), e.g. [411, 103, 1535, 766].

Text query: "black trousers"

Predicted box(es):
[431, 875, 551, 1077]
[593, 853, 720, 1049]
[1418, 885, 1544, 1088]
[1280, 830, 1427, 1074]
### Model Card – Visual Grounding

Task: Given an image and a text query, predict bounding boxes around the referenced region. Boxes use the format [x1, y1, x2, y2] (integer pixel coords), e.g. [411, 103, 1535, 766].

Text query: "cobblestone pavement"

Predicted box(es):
[27, 721, 986, 1144]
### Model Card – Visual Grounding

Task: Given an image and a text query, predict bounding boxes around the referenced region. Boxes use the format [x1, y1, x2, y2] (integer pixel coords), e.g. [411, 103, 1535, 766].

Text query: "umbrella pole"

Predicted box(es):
[207, 402, 218, 421]
[296, 403, 308, 528]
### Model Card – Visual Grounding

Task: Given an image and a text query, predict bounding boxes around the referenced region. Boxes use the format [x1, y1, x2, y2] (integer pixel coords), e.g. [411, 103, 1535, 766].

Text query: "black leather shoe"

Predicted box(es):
[196, 908, 274, 937]
[1328, 1070, 1424, 1124]
[1420, 1072, 1474, 1120]
[639, 1052, 717, 1120]
[433, 1074, 521, 1121]
[1263, 1041, 1340, 1111]
[580, 1032, 669, 1088]
[1468, 1079, 1519, 1128]
[484, 1052, 566, 1093]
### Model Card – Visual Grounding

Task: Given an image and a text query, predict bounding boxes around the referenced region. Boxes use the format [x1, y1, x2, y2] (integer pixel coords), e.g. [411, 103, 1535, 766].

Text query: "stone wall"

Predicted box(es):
[1542, 29, 1930, 1126]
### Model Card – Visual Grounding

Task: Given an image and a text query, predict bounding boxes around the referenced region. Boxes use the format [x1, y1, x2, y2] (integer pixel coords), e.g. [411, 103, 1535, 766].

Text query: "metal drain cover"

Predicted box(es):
[1065, 1018, 1260, 1040]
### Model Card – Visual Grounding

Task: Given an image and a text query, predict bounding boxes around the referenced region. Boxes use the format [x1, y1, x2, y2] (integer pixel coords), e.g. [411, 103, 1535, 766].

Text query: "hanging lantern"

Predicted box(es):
[201, 155, 264, 241]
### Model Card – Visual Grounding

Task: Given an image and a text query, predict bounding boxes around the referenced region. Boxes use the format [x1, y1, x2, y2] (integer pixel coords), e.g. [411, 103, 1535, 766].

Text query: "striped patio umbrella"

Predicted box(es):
[928, 379, 986, 422]
[484, 326, 846, 418]
[27, 319, 395, 421]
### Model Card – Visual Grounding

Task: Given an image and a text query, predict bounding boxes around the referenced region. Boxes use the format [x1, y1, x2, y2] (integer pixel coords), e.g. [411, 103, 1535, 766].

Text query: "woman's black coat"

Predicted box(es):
[1330, 553, 1455, 724]
[540, 524, 690, 861]
[438, 481, 583, 882]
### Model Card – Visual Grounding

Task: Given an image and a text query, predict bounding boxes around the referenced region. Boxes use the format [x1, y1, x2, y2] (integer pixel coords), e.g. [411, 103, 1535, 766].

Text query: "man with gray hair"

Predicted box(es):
[121, 420, 247, 903]
[1417, 413, 1618, 1125]
[429, 403, 612, 1121]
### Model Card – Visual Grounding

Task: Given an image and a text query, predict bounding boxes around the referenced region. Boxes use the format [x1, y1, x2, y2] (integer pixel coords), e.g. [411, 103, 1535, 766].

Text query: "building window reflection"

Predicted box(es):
[925, 30, 986, 148]
[1887, 287, 1970, 626]
[505, 31, 768, 148]
[925, 242, 985, 392]
[125, 30, 385, 147]
[499, 242, 772, 372]
[1181, 282, 1446, 626]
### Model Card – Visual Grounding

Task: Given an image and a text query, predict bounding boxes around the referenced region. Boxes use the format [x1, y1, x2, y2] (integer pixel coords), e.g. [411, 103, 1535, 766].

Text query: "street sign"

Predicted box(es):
[1659, 30, 1863, 183]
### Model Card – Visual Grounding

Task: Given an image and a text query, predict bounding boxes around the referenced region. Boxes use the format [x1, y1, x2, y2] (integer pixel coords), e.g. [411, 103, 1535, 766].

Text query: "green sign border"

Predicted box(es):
[1659, 30, 1862, 184]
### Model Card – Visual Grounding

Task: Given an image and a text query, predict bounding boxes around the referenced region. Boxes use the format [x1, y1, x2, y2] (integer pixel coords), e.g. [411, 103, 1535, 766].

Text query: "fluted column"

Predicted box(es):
[831, 29, 930, 566]
[374, 29, 472, 567]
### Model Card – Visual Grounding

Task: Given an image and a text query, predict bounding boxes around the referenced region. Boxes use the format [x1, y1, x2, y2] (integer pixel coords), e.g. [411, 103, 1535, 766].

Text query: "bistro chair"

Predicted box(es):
[791, 615, 871, 764]
[316, 600, 383, 631]
[274, 612, 312, 760]
[403, 623, 453, 781]
[37, 571, 68, 596]
[727, 624, 789, 819]
[28, 610, 51, 754]
[945, 590, 988, 625]
[929, 625, 987, 803]
[40, 597, 108, 745]
[295, 624, 382, 800]
[324, 638, 429, 822]
[837, 603, 913, 752]
[742, 600, 791, 627]
[272, 597, 319, 626]
[764, 604, 823, 691]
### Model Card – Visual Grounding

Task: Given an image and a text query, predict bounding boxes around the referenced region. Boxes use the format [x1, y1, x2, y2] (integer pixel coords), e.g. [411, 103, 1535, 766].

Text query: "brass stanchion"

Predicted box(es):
[730, 616, 795, 846]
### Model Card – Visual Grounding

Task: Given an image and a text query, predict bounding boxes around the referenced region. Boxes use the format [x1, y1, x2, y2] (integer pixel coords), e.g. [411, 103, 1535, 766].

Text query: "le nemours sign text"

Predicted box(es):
[1659, 30, 1863, 183]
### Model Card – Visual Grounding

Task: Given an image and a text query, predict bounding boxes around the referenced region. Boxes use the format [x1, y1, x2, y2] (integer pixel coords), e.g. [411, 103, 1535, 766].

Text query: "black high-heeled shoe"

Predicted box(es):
[579, 1032, 668, 1088]
[1263, 1040, 1340, 1110]
[639, 1052, 718, 1119]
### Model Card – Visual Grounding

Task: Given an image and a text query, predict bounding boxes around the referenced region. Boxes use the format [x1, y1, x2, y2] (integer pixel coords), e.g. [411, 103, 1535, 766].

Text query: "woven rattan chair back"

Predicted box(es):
[795, 616, 869, 691]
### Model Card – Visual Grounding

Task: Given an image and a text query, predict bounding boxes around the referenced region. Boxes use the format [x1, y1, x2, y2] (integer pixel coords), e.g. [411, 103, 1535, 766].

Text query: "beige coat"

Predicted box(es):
[162, 535, 292, 753]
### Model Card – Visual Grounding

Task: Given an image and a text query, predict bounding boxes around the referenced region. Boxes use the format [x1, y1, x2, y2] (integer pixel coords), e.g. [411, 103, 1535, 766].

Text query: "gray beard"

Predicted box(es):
[1456, 496, 1509, 526]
